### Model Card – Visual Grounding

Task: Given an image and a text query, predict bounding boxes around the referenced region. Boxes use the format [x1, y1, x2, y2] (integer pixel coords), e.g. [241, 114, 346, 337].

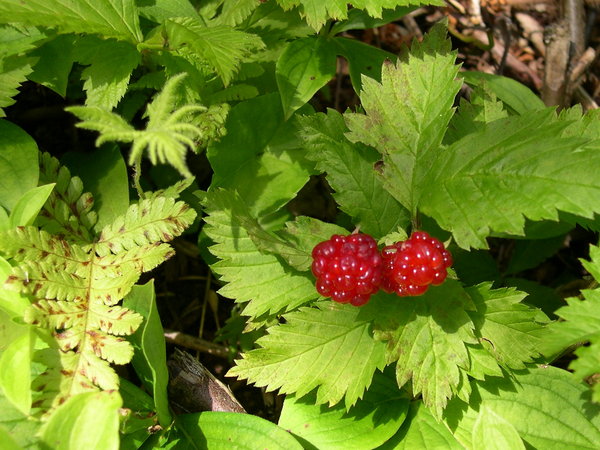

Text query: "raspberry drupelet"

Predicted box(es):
[311, 233, 383, 307]
[381, 231, 452, 297]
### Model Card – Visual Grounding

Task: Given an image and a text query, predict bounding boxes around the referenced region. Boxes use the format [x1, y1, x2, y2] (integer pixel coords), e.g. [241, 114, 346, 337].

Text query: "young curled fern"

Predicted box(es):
[66, 73, 229, 179]
[0, 153, 196, 411]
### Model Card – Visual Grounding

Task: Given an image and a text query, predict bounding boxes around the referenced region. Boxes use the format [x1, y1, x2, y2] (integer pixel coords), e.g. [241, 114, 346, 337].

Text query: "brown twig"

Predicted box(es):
[164, 329, 230, 359]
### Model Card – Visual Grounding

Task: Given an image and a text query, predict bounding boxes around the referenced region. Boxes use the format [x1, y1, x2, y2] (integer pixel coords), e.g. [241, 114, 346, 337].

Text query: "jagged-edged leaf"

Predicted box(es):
[0, 24, 46, 58]
[420, 108, 600, 249]
[472, 406, 526, 450]
[365, 282, 477, 418]
[137, 0, 200, 22]
[165, 18, 264, 86]
[204, 189, 319, 319]
[465, 344, 503, 380]
[75, 36, 141, 110]
[345, 23, 461, 214]
[0, 0, 143, 43]
[207, 84, 259, 104]
[94, 196, 196, 256]
[0, 56, 35, 117]
[466, 283, 547, 370]
[28, 34, 76, 97]
[212, 0, 262, 26]
[207, 94, 312, 216]
[228, 301, 387, 409]
[444, 366, 600, 449]
[300, 110, 409, 237]
[37, 152, 97, 243]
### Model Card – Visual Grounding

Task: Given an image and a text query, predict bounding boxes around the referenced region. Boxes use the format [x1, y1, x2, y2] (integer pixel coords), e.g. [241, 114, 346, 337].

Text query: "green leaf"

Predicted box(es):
[333, 37, 397, 93]
[0, 24, 46, 58]
[28, 34, 76, 97]
[381, 401, 463, 449]
[0, 330, 32, 415]
[345, 23, 461, 214]
[40, 391, 122, 450]
[123, 281, 172, 426]
[0, 0, 143, 43]
[61, 145, 129, 232]
[204, 189, 319, 319]
[0, 56, 36, 117]
[228, 301, 387, 409]
[420, 108, 600, 249]
[472, 405, 525, 450]
[9, 183, 54, 227]
[75, 36, 141, 110]
[466, 283, 547, 370]
[0, 121, 39, 211]
[365, 282, 477, 418]
[137, 0, 200, 22]
[0, 426, 21, 450]
[207, 94, 312, 216]
[0, 387, 41, 449]
[212, 0, 262, 26]
[175, 411, 303, 449]
[278, 371, 409, 450]
[444, 366, 600, 449]
[276, 36, 337, 119]
[330, 5, 419, 34]
[504, 235, 565, 275]
[462, 71, 545, 114]
[165, 18, 264, 86]
[300, 110, 409, 237]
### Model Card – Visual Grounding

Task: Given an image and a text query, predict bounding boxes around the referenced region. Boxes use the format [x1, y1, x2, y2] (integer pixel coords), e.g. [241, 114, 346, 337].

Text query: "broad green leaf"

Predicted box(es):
[40, 391, 122, 450]
[0, 330, 32, 414]
[9, 184, 54, 227]
[0, 388, 40, 449]
[504, 235, 565, 275]
[451, 248, 500, 287]
[381, 402, 462, 449]
[276, 36, 337, 119]
[62, 145, 129, 232]
[330, 5, 419, 34]
[0, 426, 21, 450]
[364, 282, 477, 418]
[228, 301, 387, 409]
[0, 24, 46, 58]
[137, 0, 200, 22]
[75, 36, 141, 110]
[207, 94, 312, 216]
[462, 71, 545, 114]
[0, 56, 35, 117]
[175, 411, 303, 449]
[278, 372, 409, 450]
[212, 0, 262, 26]
[123, 281, 172, 426]
[345, 23, 461, 214]
[0, 0, 143, 43]
[466, 283, 546, 370]
[444, 366, 600, 449]
[28, 35, 76, 97]
[0, 121, 38, 211]
[472, 405, 525, 450]
[420, 108, 600, 249]
[204, 189, 319, 319]
[300, 110, 409, 237]
[333, 37, 397, 93]
[504, 277, 563, 318]
[165, 18, 264, 86]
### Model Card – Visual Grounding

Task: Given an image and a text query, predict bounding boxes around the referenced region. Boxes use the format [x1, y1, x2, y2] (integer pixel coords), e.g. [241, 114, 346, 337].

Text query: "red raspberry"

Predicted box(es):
[311, 233, 383, 306]
[381, 231, 452, 297]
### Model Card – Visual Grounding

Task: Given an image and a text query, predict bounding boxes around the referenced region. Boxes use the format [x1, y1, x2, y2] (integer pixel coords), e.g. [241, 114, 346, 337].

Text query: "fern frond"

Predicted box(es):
[68, 74, 228, 177]
[37, 152, 97, 243]
[94, 196, 196, 256]
[144, 178, 195, 200]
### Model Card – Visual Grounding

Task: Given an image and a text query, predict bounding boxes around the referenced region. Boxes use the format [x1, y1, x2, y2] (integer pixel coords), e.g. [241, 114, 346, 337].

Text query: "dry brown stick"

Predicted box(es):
[569, 47, 597, 84]
[164, 329, 230, 359]
[542, 20, 571, 107]
[515, 12, 546, 56]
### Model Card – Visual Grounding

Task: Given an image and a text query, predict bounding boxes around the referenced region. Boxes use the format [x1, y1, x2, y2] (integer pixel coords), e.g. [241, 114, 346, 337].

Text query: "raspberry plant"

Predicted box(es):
[1, 0, 600, 449]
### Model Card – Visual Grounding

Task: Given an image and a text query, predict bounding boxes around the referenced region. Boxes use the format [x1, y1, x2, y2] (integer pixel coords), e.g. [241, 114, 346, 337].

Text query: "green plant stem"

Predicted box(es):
[133, 159, 145, 199]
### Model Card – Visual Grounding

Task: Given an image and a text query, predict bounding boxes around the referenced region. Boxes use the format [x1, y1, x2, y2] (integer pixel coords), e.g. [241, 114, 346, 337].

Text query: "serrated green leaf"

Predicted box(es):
[345, 23, 461, 214]
[472, 405, 525, 450]
[0, 24, 46, 58]
[504, 235, 565, 275]
[330, 5, 418, 34]
[212, 0, 262, 26]
[207, 94, 312, 216]
[365, 282, 477, 418]
[29, 34, 76, 97]
[175, 411, 303, 449]
[278, 372, 409, 450]
[381, 401, 462, 450]
[0, 122, 39, 211]
[466, 283, 546, 370]
[137, 0, 200, 22]
[40, 391, 121, 450]
[0, 56, 35, 118]
[228, 301, 387, 409]
[75, 36, 141, 110]
[300, 110, 409, 237]
[465, 344, 503, 380]
[0, 0, 143, 43]
[276, 36, 337, 119]
[165, 18, 264, 86]
[420, 108, 600, 249]
[444, 366, 600, 449]
[203, 189, 319, 319]
[123, 282, 172, 427]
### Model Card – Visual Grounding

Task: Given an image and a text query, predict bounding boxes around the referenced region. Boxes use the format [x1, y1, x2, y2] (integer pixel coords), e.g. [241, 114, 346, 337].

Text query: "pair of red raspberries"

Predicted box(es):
[311, 231, 453, 307]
